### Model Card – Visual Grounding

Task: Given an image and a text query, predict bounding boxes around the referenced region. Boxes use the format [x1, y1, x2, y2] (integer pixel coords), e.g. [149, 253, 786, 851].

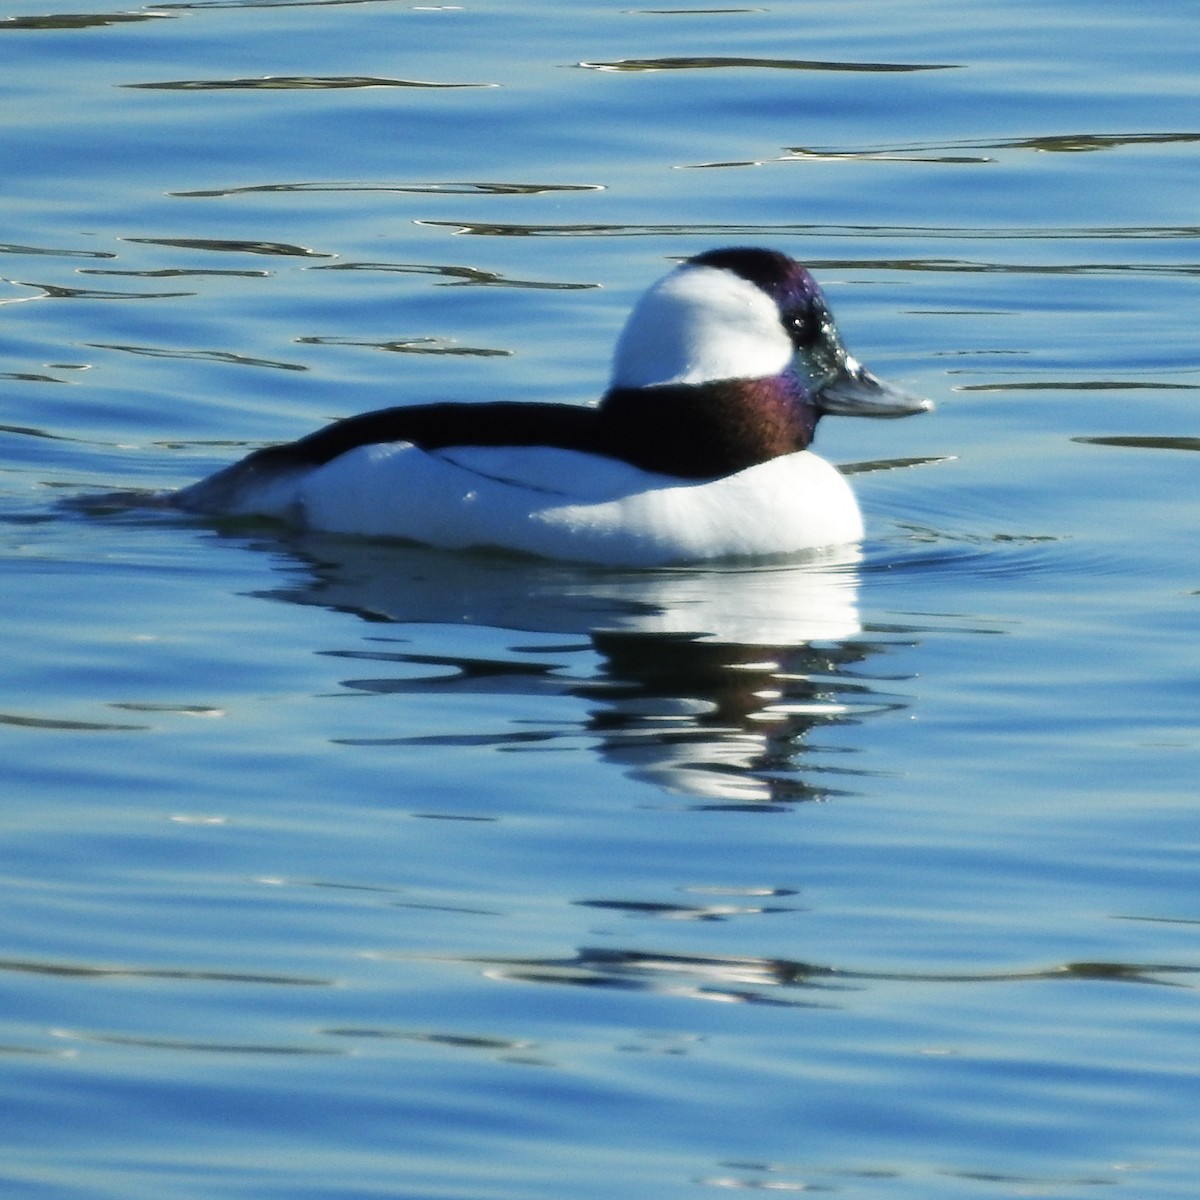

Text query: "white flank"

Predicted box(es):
[282, 443, 863, 567]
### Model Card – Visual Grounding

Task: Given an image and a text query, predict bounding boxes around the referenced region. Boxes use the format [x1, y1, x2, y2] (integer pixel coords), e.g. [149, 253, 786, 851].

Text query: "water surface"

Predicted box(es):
[3, 2, 1200, 1197]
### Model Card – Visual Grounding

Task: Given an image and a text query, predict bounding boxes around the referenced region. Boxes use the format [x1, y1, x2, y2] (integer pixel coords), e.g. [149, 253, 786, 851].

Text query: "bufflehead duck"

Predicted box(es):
[173, 248, 930, 566]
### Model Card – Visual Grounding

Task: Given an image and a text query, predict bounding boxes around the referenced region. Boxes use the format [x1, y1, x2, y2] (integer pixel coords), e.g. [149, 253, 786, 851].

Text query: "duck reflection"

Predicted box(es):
[254, 535, 912, 806]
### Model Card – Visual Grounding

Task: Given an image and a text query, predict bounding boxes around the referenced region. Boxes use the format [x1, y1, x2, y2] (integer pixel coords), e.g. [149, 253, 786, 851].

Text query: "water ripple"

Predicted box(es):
[124, 236, 332, 258]
[85, 343, 307, 371]
[701, 1161, 1124, 1193]
[573, 895, 798, 921]
[0, 956, 331, 986]
[296, 334, 509, 357]
[784, 130, 1200, 163]
[0, 242, 116, 260]
[862, 527, 1073, 588]
[578, 55, 958, 74]
[416, 218, 1200, 242]
[157, 0, 407, 8]
[320, 1027, 538, 1055]
[311, 260, 599, 289]
[51, 1029, 343, 1055]
[172, 180, 602, 198]
[1, 10, 174, 29]
[959, 378, 1200, 392]
[1074, 435, 1200, 453]
[14, 282, 194, 301]
[125, 74, 496, 91]
[0, 710, 147, 732]
[79, 267, 270, 279]
[455, 947, 1200, 1007]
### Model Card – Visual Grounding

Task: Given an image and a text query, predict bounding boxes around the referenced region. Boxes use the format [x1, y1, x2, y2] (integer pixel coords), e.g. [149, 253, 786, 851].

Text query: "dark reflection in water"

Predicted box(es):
[446, 946, 1200, 1007]
[124, 236, 331, 258]
[1, 10, 174, 29]
[51, 1031, 342, 1055]
[310, 259, 600, 289]
[295, 334, 510, 357]
[79, 267, 270, 280]
[0, 242, 116, 259]
[577, 55, 958, 74]
[0, 710, 147, 732]
[784, 130, 1200, 163]
[84, 342, 307, 370]
[702, 1159, 1123, 1193]
[174, 181, 603, 199]
[573, 890, 798, 921]
[811, 259, 1200, 278]
[1075, 434, 1200, 453]
[250, 536, 912, 806]
[0, 955, 330, 986]
[963, 378, 1200, 392]
[153, 0, 402, 8]
[415, 217, 1200, 244]
[13, 282, 194, 302]
[125, 75, 495, 91]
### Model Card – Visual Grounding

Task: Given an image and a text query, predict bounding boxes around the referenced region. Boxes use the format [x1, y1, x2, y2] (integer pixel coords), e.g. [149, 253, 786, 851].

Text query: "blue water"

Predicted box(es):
[3, 1, 1200, 1197]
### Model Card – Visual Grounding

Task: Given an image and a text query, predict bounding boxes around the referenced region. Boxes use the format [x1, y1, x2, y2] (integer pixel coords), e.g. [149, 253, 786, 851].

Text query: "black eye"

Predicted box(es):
[785, 309, 817, 349]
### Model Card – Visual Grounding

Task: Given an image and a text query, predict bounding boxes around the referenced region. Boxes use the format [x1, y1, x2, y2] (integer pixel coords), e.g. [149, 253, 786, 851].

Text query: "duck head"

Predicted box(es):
[609, 247, 932, 427]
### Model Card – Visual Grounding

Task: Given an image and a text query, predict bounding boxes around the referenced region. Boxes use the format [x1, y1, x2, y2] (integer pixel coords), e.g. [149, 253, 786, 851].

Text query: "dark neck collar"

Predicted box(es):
[598, 375, 818, 478]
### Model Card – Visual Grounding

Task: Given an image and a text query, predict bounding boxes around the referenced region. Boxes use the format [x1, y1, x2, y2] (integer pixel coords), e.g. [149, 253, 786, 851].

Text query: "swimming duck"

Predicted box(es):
[173, 247, 930, 566]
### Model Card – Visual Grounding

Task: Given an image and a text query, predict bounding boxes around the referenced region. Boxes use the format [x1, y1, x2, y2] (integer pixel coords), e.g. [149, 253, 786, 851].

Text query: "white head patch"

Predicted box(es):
[609, 262, 793, 389]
